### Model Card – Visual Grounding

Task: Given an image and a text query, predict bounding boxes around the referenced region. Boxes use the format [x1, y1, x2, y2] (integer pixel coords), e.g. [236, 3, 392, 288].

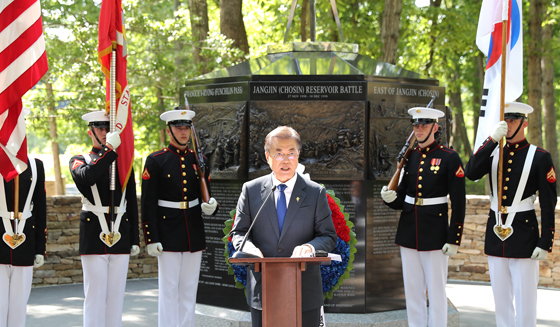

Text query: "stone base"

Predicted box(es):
[194, 299, 459, 327]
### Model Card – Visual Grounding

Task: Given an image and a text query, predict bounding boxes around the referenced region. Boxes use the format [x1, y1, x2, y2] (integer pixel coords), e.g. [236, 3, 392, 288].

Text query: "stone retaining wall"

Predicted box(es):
[34, 195, 560, 289]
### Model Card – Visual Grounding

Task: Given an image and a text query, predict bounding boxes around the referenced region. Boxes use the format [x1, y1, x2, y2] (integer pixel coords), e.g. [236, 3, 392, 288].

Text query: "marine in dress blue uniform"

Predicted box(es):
[142, 108, 217, 327]
[381, 107, 466, 327]
[69, 111, 140, 327]
[0, 156, 47, 327]
[465, 102, 556, 327]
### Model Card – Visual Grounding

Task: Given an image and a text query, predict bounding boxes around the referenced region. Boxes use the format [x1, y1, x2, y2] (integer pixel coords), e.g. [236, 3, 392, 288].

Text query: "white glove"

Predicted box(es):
[442, 243, 459, 256]
[106, 131, 121, 149]
[147, 242, 163, 257]
[201, 197, 218, 215]
[380, 186, 397, 203]
[130, 245, 140, 256]
[490, 121, 508, 142]
[33, 254, 44, 268]
[531, 247, 548, 260]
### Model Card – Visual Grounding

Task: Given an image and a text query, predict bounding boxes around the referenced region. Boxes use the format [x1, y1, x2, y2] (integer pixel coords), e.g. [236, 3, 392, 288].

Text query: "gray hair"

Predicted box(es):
[264, 126, 302, 153]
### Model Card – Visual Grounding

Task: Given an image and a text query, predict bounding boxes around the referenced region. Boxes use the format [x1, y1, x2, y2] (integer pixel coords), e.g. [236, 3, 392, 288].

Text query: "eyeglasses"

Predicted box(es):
[269, 152, 298, 161]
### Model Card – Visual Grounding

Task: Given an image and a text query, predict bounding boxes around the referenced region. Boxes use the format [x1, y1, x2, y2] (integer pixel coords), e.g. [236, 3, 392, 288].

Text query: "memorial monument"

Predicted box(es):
[182, 0, 449, 315]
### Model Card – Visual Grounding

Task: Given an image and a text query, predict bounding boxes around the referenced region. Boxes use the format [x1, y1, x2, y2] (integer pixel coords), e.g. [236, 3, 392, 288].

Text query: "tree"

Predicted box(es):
[220, 0, 250, 54]
[380, 0, 402, 64]
[187, 0, 210, 73]
[527, 0, 543, 146]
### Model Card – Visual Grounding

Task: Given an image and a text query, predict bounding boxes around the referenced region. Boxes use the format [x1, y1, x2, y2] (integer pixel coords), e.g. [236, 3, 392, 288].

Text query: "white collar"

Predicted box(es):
[271, 172, 298, 191]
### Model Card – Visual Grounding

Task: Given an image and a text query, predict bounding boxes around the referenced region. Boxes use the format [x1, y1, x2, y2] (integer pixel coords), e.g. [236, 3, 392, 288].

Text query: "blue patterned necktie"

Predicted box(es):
[277, 184, 287, 234]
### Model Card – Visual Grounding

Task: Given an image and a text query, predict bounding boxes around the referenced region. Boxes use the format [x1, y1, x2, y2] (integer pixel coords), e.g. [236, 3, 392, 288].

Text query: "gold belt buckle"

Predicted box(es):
[179, 201, 188, 209]
[500, 206, 508, 214]
[415, 198, 423, 206]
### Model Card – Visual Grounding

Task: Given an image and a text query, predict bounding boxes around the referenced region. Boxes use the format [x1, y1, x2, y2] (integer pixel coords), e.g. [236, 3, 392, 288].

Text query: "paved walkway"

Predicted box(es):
[25, 279, 560, 326]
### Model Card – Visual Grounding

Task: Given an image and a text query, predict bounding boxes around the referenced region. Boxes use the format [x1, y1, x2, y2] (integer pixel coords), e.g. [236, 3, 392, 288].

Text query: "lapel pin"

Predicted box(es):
[296, 197, 300, 203]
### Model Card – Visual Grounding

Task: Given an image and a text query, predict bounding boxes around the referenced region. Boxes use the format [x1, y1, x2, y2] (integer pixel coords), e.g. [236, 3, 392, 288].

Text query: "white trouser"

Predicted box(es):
[81, 254, 130, 327]
[0, 265, 33, 327]
[487, 256, 539, 327]
[400, 247, 449, 327]
[158, 251, 202, 327]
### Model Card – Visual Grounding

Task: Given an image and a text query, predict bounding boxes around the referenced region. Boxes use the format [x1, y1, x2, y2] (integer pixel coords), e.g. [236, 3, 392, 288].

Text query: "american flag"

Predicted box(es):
[0, 0, 48, 181]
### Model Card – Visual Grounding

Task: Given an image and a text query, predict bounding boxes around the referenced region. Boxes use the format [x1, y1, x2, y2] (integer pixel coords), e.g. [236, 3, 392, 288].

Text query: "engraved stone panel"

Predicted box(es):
[248, 100, 365, 181]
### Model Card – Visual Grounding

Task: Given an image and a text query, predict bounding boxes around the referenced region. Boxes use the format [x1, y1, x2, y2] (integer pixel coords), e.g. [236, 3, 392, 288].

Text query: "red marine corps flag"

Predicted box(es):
[98, 0, 134, 190]
[0, 0, 48, 181]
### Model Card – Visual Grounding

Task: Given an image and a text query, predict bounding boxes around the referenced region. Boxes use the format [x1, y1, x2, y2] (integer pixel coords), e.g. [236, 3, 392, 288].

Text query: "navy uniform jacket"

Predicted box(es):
[385, 141, 466, 250]
[70, 146, 139, 255]
[141, 144, 213, 252]
[465, 138, 556, 257]
[0, 158, 47, 266]
[231, 174, 337, 311]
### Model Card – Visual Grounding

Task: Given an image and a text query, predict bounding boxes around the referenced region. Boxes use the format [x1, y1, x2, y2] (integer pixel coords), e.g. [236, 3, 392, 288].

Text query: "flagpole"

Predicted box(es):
[497, 0, 510, 221]
[109, 49, 117, 234]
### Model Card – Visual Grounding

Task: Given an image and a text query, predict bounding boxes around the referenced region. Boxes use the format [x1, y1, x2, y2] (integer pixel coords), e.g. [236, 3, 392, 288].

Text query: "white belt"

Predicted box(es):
[158, 198, 199, 209]
[490, 194, 536, 214]
[82, 203, 127, 214]
[405, 195, 448, 206]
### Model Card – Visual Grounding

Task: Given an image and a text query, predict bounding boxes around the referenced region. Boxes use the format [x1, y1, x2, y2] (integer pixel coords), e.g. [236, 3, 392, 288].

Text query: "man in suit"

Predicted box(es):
[69, 111, 140, 327]
[381, 107, 465, 327]
[231, 126, 337, 327]
[465, 102, 556, 327]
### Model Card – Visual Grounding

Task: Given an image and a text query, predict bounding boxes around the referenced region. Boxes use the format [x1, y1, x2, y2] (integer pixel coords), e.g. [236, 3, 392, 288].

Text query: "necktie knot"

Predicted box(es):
[278, 184, 287, 192]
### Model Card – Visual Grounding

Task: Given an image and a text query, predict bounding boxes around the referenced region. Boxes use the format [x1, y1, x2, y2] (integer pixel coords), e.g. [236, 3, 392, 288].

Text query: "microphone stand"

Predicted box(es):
[231, 185, 277, 259]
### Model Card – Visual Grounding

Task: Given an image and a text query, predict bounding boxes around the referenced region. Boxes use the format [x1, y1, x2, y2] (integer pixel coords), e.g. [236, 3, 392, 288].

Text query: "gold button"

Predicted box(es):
[457, 233, 460, 236]
[184, 196, 187, 200]
[427, 148, 430, 151]
[419, 176, 423, 180]
[506, 177, 510, 181]
[420, 161, 424, 165]
[164, 149, 168, 151]
[504, 186, 508, 190]
[458, 226, 461, 229]
[456, 240, 459, 243]
[87, 218, 90, 221]
[163, 216, 166, 219]
[183, 188, 187, 192]
[105, 148, 109, 151]
[418, 192, 422, 196]
[526, 220, 529, 223]
[507, 168, 511, 172]
[148, 239, 151, 242]
[515, 144, 519, 148]
[510, 152, 514, 156]
[181, 157, 185, 161]
[168, 174, 171, 178]
[418, 184, 422, 189]
[177, 150, 180, 153]
[502, 195, 507, 200]
[439, 213, 442, 216]
[30, 178, 33, 181]
[419, 168, 423, 172]
[145, 225, 148, 227]
[183, 172, 186, 176]
[508, 160, 512, 164]
[93, 158, 96, 161]
[422, 154, 426, 158]
[183, 180, 187, 184]
[182, 164, 185, 168]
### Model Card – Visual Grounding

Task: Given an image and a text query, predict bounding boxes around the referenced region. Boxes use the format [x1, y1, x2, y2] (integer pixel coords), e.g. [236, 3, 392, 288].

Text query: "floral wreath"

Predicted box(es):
[222, 188, 357, 300]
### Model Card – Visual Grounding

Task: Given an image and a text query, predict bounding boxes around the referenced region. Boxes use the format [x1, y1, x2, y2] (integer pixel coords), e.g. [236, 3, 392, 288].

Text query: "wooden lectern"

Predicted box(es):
[229, 257, 331, 327]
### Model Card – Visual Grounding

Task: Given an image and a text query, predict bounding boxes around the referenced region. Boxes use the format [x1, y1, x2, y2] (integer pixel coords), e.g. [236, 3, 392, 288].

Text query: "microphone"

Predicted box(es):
[231, 185, 277, 259]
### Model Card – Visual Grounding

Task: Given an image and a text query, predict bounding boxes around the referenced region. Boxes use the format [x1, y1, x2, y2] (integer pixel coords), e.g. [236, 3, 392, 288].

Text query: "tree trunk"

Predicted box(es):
[300, 0, 308, 42]
[527, 0, 543, 146]
[449, 88, 472, 158]
[45, 75, 64, 195]
[541, 20, 558, 190]
[175, 0, 184, 85]
[219, 0, 249, 54]
[380, 0, 402, 65]
[424, 0, 442, 76]
[157, 88, 167, 148]
[187, 0, 209, 73]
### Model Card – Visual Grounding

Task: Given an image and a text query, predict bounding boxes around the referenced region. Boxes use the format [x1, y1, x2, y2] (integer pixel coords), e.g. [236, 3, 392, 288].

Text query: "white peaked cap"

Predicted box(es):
[160, 109, 196, 123]
[82, 111, 109, 123]
[408, 107, 445, 120]
[504, 102, 533, 117]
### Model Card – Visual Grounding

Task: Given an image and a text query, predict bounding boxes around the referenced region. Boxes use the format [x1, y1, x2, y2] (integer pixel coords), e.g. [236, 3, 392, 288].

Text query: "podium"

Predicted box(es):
[229, 257, 331, 327]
